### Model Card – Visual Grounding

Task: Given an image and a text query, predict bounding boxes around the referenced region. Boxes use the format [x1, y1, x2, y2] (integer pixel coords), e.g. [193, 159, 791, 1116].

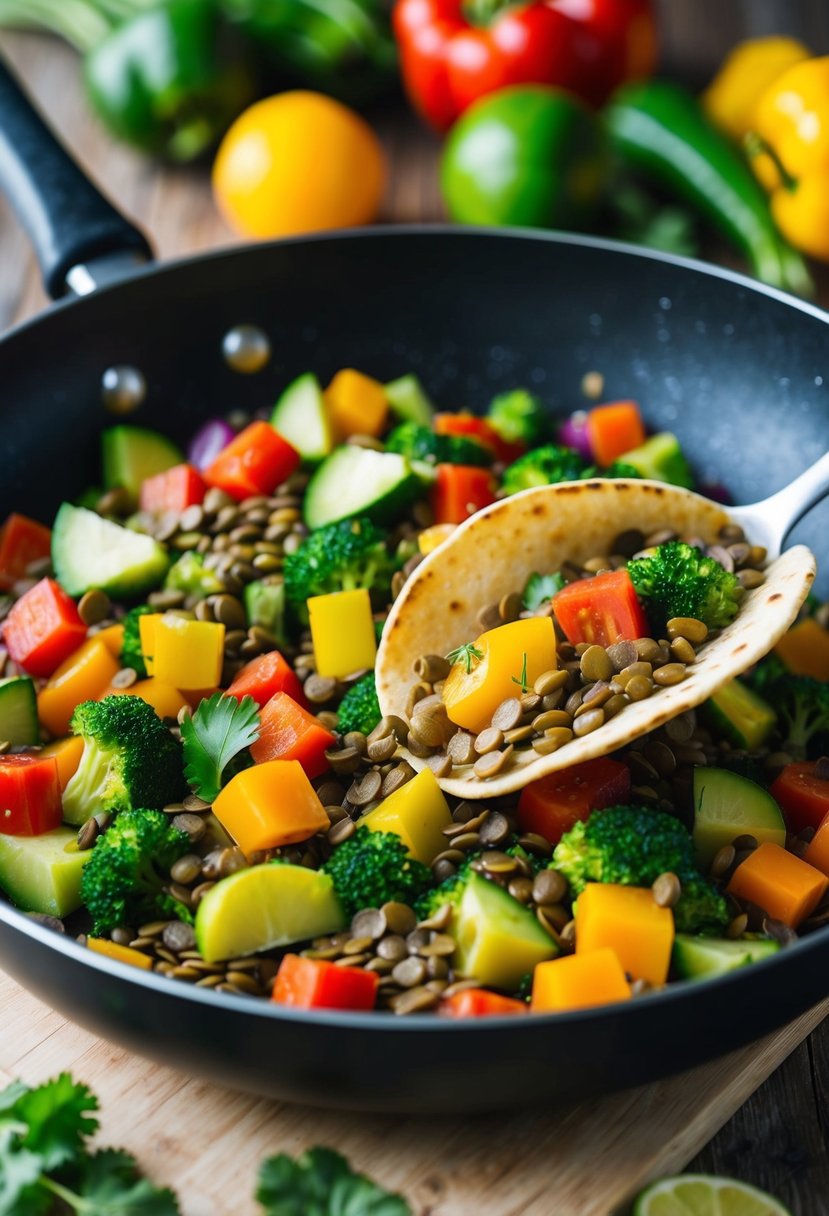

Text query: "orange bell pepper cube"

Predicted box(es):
[212, 758, 329, 855]
[106, 680, 190, 722]
[442, 616, 557, 734]
[769, 762, 829, 833]
[225, 650, 307, 710]
[439, 988, 527, 1018]
[249, 692, 335, 778]
[139, 463, 206, 514]
[38, 636, 120, 737]
[804, 811, 829, 877]
[95, 622, 125, 658]
[774, 616, 829, 682]
[204, 421, 300, 501]
[87, 937, 153, 971]
[552, 568, 648, 647]
[4, 578, 87, 678]
[0, 754, 62, 836]
[518, 758, 632, 846]
[0, 513, 51, 592]
[272, 953, 378, 1011]
[434, 412, 523, 464]
[531, 947, 632, 1013]
[576, 883, 674, 986]
[586, 400, 646, 466]
[325, 369, 388, 439]
[430, 464, 496, 525]
[40, 736, 85, 792]
[727, 841, 828, 928]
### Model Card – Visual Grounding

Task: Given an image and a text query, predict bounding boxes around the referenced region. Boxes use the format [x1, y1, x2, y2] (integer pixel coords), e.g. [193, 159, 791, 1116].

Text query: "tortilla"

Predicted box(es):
[376, 480, 816, 799]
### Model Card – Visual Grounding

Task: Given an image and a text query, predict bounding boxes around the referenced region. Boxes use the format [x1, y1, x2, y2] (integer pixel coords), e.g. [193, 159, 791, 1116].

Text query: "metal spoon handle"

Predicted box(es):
[729, 449, 829, 558]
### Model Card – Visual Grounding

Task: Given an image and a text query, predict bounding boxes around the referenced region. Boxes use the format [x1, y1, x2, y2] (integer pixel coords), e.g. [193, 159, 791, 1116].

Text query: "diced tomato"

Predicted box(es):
[434, 412, 524, 464]
[0, 514, 52, 592]
[439, 988, 527, 1018]
[139, 463, 206, 514]
[204, 421, 300, 501]
[586, 401, 646, 466]
[272, 954, 378, 1011]
[0, 754, 62, 836]
[250, 691, 335, 778]
[552, 569, 648, 647]
[517, 758, 632, 845]
[3, 578, 87, 677]
[431, 464, 496, 525]
[770, 762, 829, 834]
[225, 650, 308, 710]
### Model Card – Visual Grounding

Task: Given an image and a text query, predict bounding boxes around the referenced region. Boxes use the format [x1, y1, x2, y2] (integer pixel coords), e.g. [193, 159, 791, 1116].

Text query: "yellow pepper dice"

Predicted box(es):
[107, 679, 190, 721]
[360, 767, 452, 863]
[576, 883, 674, 987]
[325, 368, 388, 439]
[442, 617, 557, 734]
[308, 588, 377, 679]
[531, 948, 631, 1013]
[703, 36, 810, 141]
[213, 759, 329, 856]
[150, 615, 225, 690]
[37, 637, 120, 737]
[95, 622, 125, 658]
[138, 612, 161, 676]
[87, 936, 153, 971]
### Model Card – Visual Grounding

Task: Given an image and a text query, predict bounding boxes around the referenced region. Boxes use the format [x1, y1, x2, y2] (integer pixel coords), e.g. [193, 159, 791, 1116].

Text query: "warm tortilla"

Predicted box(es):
[376, 480, 816, 799]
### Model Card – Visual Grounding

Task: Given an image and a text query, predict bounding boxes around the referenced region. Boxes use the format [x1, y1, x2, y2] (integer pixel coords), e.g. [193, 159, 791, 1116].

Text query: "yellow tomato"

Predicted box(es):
[212, 90, 386, 239]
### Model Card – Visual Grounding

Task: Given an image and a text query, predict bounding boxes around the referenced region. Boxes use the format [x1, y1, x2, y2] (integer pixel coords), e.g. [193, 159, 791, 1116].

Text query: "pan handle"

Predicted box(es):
[0, 56, 152, 299]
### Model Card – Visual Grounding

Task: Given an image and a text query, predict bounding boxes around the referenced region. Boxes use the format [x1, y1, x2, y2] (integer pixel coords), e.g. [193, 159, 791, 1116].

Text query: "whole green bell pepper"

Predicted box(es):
[440, 86, 609, 230]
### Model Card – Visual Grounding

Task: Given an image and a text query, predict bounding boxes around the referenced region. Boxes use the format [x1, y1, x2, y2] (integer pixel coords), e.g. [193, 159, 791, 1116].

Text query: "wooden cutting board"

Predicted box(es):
[1, 972, 826, 1216]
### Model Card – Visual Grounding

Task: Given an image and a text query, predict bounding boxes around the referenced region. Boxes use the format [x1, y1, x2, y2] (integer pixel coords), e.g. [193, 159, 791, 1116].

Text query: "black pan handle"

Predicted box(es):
[0, 56, 152, 299]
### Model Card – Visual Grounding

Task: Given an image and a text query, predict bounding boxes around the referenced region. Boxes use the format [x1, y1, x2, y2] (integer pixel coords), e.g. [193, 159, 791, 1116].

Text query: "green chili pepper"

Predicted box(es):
[603, 78, 813, 297]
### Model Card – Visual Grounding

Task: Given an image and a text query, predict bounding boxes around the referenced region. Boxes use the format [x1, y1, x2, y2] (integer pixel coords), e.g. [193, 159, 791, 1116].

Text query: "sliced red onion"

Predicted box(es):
[558, 410, 593, 460]
[700, 481, 733, 505]
[187, 418, 236, 470]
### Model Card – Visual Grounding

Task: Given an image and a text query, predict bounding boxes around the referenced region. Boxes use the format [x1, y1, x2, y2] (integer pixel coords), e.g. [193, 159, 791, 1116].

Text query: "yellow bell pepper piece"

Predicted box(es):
[325, 368, 388, 439]
[360, 767, 452, 864]
[531, 948, 631, 1013]
[418, 523, 456, 555]
[40, 736, 84, 792]
[213, 759, 329, 856]
[576, 883, 674, 987]
[775, 615, 829, 681]
[442, 617, 557, 734]
[87, 937, 153, 971]
[138, 612, 161, 677]
[151, 615, 225, 690]
[703, 36, 810, 141]
[95, 622, 125, 658]
[37, 637, 120, 737]
[107, 679, 190, 721]
[308, 588, 377, 679]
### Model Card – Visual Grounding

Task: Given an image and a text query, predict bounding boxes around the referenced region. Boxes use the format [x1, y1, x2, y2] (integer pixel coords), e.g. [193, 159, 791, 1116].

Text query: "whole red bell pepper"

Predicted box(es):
[393, 0, 657, 131]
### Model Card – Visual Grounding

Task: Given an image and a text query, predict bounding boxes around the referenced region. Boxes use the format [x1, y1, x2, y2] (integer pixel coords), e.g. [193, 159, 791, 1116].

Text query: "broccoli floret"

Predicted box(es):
[755, 672, 829, 760]
[62, 696, 185, 823]
[554, 805, 694, 895]
[385, 422, 492, 467]
[501, 444, 590, 495]
[283, 518, 397, 614]
[164, 551, 224, 599]
[119, 604, 155, 677]
[522, 571, 565, 611]
[414, 855, 477, 921]
[487, 389, 548, 447]
[337, 672, 382, 736]
[80, 809, 192, 935]
[627, 540, 742, 632]
[322, 828, 431, 920]
[674, 873, 729, 934]
[602, 460, 643, 479]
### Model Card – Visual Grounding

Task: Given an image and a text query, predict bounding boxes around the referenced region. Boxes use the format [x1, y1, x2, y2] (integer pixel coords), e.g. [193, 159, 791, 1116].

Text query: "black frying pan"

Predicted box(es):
[0, 60, 827, 1114]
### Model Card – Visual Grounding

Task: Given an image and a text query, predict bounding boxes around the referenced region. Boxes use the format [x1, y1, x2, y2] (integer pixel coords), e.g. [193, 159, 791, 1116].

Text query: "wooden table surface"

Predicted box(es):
[1, 26, 828, 1215]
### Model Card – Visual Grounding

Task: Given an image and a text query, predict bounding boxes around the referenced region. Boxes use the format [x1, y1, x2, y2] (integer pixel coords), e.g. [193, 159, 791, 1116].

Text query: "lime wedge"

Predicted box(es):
[634, 1175, 792, 1216]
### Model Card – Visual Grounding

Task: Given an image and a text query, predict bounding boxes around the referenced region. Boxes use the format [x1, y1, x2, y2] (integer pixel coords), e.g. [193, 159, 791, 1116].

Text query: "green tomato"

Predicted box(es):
[441, 85, 609, 229]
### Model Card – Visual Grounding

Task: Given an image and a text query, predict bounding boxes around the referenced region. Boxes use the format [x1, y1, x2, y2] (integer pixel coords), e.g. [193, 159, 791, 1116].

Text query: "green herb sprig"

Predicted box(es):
[446, 643, 484, 674]
[181, 692, 260, 803]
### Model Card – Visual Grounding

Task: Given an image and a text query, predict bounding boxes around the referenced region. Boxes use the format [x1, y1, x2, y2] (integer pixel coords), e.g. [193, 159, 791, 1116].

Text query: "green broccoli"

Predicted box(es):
[627, 540, 742, 632]
[501, 444, 590, 495]
[62, 696, 185, 823]
[414, 855, 478, 921]
[283, 517, 397, 614]
[164, 551, 224, 599]
[755, 671, 829, 760]
[322, 827, 431, 919]
[487, 389, 548, 447]
[601, 460, 643, 479]
[80, 809, 192, 935]
[119, 604, 155, 677]
[337, 672, 382, 736]
[385, 422, 493, 467]
[522, 571, 565, 611]
[674, 873, 728, 934]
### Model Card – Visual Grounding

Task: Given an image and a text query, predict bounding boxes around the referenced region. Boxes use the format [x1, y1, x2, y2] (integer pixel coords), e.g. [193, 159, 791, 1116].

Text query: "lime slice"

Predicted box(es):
[634, 1175, 792, 1216]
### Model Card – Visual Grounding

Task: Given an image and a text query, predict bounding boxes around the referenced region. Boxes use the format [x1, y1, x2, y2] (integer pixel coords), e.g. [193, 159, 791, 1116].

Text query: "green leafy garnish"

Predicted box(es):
[181, 692, 260, 803]
[446, 643, 484, 674]
[511, 652, 529, 692]
[256, 1146, 411, 1216]
[522, 571, 564, 611]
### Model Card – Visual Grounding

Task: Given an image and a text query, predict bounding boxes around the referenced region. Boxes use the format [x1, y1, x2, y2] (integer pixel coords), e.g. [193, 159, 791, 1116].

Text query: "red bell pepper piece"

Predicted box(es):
[250, 691, 335, 778]
[552, 568, 648, 647]
[439, 988, 527, 1018]
[770, 762, 829, 834]
[3, 578, 87, 678]
[272, 954, 379, 1011]
[517, 757, 631, 845]
[433, 412, 523, 464]
[139, 463, 206, 514]
[0, 754, 62, 836]
[225, 650, 308, 710]
[431, 464, 496, 525]
[204, 421, 300, 502]
[0, 514, 52, 592]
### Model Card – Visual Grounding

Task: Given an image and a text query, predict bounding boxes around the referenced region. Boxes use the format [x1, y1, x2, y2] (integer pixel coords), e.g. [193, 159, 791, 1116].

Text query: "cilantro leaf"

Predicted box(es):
[181, 693, 260, 803]
[54, 1147, 181, 1215]
[0, 1125, 50, 1216]
[256, 1146, 411, 1216]
[522, 572, 564, 612]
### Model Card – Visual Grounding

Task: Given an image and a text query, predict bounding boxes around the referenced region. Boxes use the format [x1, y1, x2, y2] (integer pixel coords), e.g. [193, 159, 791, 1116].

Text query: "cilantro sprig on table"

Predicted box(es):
[180, 692, 260, 803]
[256, 1147, 411, 1216]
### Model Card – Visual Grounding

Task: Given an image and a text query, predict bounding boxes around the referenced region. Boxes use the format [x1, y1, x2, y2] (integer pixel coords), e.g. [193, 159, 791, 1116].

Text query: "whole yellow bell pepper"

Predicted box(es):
[703, 36, 810, 141]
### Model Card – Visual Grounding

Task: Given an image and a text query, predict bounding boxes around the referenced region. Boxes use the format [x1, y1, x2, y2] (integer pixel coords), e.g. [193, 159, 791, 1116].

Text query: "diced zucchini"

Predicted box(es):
[385, 374, 435, 426]
[0, 826, 89, 917]
[244, 580, 287, 646]
[673, 933, 780, 981]
[52, 503, 169, 598]
[303, 446, 422, 529]
[703, 677, 776, 751]
[692, 766, 786, 868]
[620, 432, 694, 488]
[102, 426, 182, 502]
[0, 677, 39, 745]
[454, 872, 558, 990]
[270, 373, 334, 464]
